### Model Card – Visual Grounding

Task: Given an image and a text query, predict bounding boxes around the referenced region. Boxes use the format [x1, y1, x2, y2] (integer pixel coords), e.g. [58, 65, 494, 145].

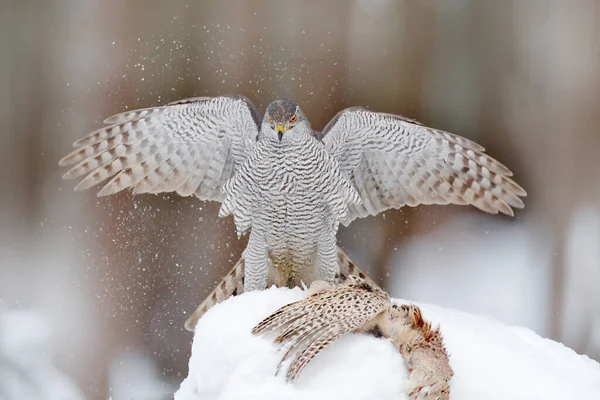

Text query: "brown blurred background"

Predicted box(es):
[1, 0, 599, 398]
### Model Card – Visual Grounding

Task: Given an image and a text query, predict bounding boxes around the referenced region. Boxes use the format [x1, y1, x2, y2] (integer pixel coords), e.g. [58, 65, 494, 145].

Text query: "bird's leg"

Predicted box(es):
[316, 234, 339, 284]
[184, 247, 373, 331]
[184, 257, 245, 332]
[360, 304, 453, 400]
[243, 233, 269, 291]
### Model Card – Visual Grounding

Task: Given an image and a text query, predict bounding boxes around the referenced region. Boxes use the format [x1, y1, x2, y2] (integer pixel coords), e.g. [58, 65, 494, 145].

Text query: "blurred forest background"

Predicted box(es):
[1, 0, 599, 398]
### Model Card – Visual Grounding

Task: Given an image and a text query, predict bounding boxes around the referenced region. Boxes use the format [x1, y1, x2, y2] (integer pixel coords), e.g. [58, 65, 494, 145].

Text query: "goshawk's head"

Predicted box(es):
[263, 99, 309, 142]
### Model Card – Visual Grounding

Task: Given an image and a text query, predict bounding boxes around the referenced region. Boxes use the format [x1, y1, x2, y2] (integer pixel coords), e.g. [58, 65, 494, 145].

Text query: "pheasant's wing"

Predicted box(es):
[59, 95, 260, 201]
[321, 107, 526, 225]
[252, 276, 390, 382]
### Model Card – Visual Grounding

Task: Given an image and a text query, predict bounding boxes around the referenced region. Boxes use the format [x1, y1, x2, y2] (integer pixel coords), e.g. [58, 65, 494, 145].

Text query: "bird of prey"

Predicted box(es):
[252, 275, 453, 400]
[59, 95, 526, 330]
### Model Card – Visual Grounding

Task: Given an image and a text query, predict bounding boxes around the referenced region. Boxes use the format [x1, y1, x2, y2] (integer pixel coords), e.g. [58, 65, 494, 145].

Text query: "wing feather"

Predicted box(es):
[252, 276, 390, 382]
[321, 108, 526, 224]
[59, 95, 260, 202]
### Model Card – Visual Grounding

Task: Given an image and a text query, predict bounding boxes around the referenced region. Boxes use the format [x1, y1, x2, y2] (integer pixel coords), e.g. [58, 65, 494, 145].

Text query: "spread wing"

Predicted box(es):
[59, 95, 261, 201]
[321, 107, 526, 225]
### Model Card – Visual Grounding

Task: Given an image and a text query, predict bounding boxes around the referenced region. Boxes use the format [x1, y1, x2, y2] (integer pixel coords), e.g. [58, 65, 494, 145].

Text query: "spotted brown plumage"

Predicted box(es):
[252, 276, 453, 399]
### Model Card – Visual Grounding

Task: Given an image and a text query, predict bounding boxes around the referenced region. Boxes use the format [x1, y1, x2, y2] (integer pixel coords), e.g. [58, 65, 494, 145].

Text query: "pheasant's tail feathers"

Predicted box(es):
[253, 304, 344, 382]
[184, 257, 245, 332]
[285, 328, 343, 382]
[251, 301, 309, 336]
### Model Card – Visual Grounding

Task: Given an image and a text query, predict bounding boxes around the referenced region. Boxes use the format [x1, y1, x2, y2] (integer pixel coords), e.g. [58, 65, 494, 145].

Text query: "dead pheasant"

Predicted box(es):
[252, 275, 453, 400]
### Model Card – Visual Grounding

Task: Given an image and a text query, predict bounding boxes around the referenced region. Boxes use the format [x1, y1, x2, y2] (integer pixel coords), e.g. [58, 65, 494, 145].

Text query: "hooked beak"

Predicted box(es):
[276, 124, 286, 141]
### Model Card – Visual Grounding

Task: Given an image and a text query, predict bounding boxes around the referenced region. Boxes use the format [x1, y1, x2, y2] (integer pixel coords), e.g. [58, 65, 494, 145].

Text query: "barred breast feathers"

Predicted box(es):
[219, 134, 361, 236]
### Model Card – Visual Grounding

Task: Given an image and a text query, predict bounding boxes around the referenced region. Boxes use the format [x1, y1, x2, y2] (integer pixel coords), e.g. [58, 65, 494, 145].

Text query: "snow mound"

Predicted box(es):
[176, 287, 600, 400]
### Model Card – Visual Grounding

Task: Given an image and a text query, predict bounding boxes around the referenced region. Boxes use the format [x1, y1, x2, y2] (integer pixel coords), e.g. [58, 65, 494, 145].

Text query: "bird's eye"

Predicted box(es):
[267, 117, 273, 124]
[289, 115, 297, 123]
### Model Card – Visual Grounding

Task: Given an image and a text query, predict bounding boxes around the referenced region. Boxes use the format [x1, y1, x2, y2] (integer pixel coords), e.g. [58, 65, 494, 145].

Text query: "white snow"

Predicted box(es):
[108, 351, 175, 400]
[388, 217, 551, 335]
[176, 287, 600, 400]
[0, 310, 85, 400]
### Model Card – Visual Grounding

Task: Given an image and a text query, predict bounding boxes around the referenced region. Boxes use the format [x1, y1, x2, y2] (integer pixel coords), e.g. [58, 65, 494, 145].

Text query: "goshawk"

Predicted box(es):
[59, 95, 526, 331]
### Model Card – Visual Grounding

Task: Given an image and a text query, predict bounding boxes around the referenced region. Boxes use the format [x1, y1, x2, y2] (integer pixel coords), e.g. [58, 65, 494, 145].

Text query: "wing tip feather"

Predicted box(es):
[58, 156, 72, 167]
